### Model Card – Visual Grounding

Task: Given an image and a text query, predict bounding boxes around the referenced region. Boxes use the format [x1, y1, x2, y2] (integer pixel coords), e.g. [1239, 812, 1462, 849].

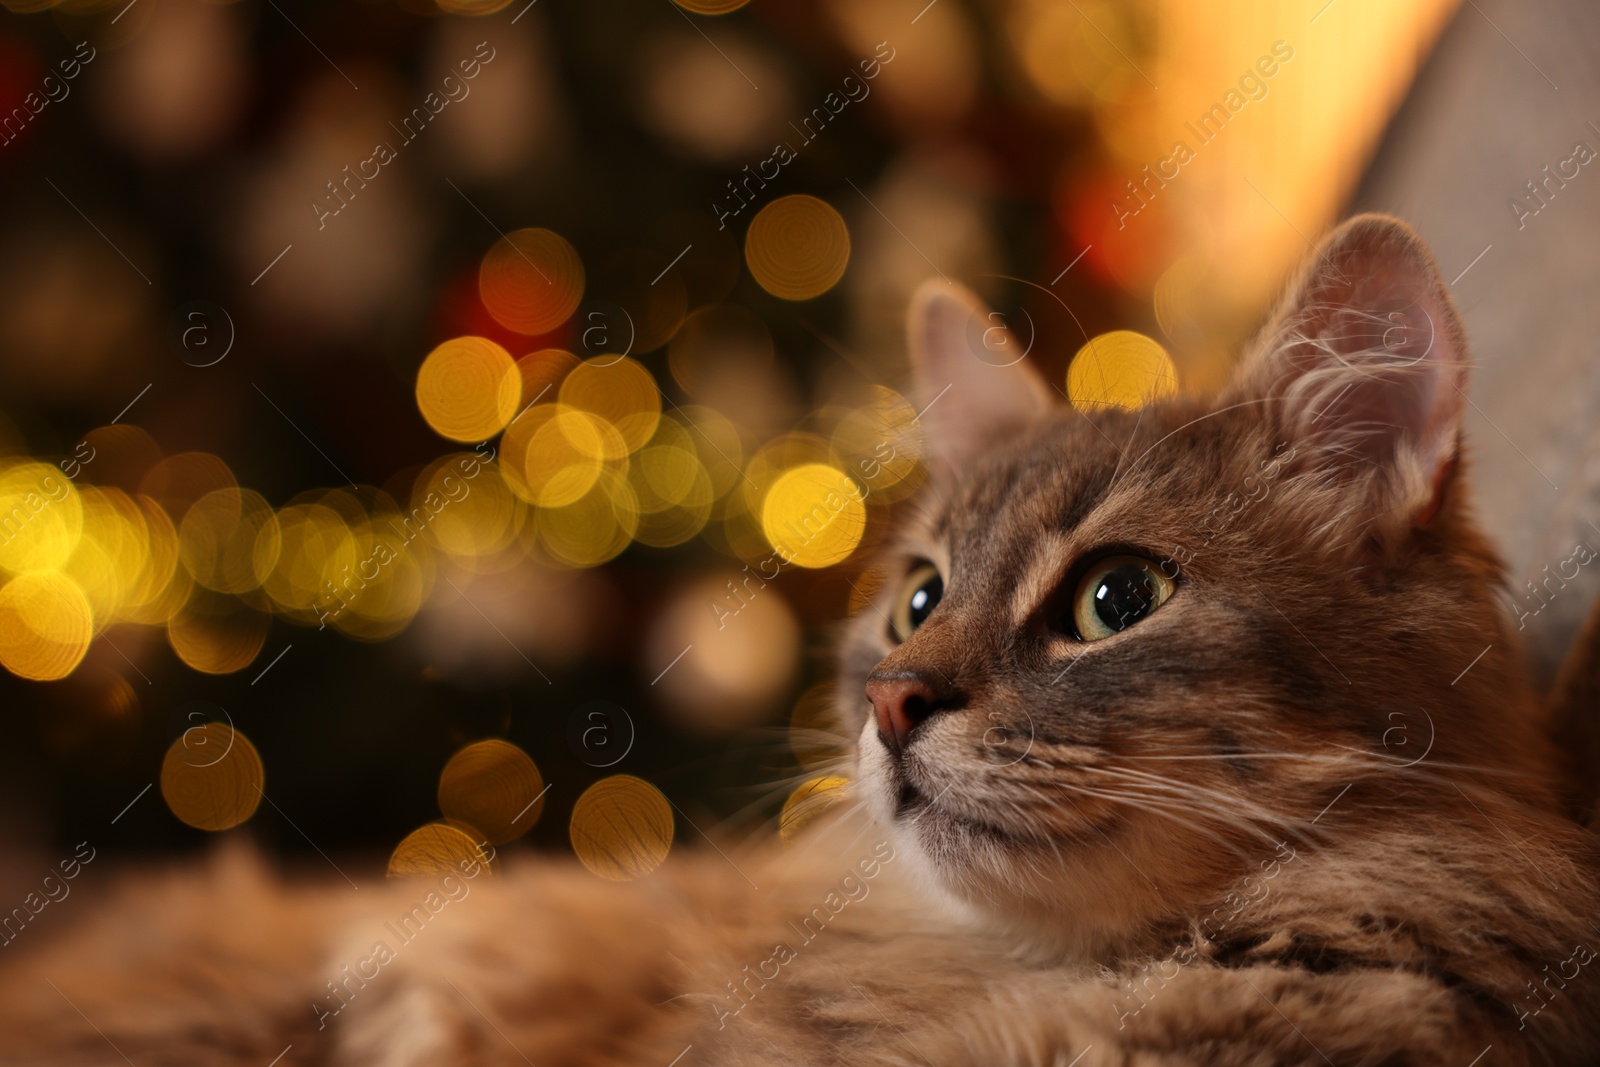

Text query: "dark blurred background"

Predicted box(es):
[2, 0, 1594, 891]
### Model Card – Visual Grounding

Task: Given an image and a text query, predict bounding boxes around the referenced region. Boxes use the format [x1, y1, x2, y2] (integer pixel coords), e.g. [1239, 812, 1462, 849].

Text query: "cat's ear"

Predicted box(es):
[907, 279, 1056, 465]
[1227, 214, 1468, 531]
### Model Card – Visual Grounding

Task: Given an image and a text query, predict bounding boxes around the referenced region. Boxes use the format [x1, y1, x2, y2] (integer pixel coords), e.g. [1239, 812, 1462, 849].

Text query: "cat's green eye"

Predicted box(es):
[891, 563, 943, 642]
[1072, 555, 1175, 641]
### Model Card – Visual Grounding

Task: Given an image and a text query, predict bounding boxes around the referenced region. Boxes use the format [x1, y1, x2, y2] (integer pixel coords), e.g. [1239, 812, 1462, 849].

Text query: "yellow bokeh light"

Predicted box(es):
[412, 455, 518, 559]
[760, 463, 866, 569]
[177, 488, 280, 595]
[502, 405, 609, 508]
[829, 386, 926, 504]
[675, 405, 745, 499]
[139, 452, 237, 525]
[744, 195, 850, 301]
[167, 591, 269, 674]
[672, 0, 749, 13]
[538, 468, 638, 568]
[779, 774, 850, 839]
[0, 571, 94, 681]
[479, 227, 584, 336]
[0, 461, 83, 573]
[264, 503, 358, 620]
[558, 356, 661, 455]
[160, 722, 264, 832]
[1067, 330, 1179, 412]
[437, 739, 546, 844]
[118, 495, 187, 625]
[388, 821, 494, 878]
[569, 775, 674, 882]
[416, 336, 522, 443]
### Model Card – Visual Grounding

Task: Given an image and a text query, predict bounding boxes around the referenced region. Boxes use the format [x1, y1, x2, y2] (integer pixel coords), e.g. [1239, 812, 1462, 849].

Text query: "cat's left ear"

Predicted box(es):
[1228, 214, 1468, 532]
[907, 280, 1057, 466]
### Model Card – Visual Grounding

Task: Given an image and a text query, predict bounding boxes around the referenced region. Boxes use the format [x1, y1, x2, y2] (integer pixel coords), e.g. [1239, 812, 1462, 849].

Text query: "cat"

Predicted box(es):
[2, 213, 1598, 1066]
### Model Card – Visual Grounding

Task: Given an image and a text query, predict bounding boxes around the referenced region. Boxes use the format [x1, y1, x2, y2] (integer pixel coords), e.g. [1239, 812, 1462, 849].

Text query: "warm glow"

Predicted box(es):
[1068, 330, 1178, 412]
[569, 775, 674, 881]
[437, 738, 546, 844]
[416, 336, 522, 443]
[761, 463, 866, 568]
[745, 195, 851, 301]
[160, 722, 264, 832]
[479, 227, 584, 336]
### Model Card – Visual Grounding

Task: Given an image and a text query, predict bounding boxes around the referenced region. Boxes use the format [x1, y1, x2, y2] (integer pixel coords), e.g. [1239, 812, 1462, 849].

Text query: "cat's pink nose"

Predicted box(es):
[866, 672, 950, 754]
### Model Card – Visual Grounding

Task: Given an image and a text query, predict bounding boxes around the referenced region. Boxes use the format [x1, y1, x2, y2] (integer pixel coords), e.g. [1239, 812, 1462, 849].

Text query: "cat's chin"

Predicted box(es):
[855, 722, 1143, 960]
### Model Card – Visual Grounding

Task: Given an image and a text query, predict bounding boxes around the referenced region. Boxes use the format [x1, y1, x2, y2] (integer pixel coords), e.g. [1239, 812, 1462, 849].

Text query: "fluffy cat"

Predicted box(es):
[2, 214, 1598, 1066]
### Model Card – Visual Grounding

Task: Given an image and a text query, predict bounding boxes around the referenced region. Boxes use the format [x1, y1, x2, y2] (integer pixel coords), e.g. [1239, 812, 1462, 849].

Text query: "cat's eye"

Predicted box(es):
[891, 563, 943, 642]
[1071, 555, 1175, 641]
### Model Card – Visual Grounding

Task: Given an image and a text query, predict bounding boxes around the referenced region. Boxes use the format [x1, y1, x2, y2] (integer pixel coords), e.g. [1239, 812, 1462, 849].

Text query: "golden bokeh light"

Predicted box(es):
[264, 502, 358, 620]
[537, 467, 639, 568]
[159, 721, 264, 832]
[501, 404, 611, 508]
[412, 455, 518, 560]
[0, 461, 83, 573]
[167, 590, 270, 674]
[672, 0, 750, 13]
[139, 452, 237, 524]
[744, 195, 851, 301]
[416, 336, 522, 443]
[569, 775, 674, 882]
[829, 386, 926, 504]
[0, 571, 94, 681]
[650, 571, 800, 732]
[516, 347, 580, 409]
[437, 738, 546, 844]
[675, 405, 745, 500]
[558, 356, 661, 455]
[177, 488, 280, 594]
[779, 774, 850, 839]
[629, 443, 714, 549]
[388, 821, 495, 878]
[479, 227, 584, 336]
[80, 424, 162, 492]
[1067, 330, 1179, 412]
[118, 495, 187, 625]
[760, 463, 866, 569]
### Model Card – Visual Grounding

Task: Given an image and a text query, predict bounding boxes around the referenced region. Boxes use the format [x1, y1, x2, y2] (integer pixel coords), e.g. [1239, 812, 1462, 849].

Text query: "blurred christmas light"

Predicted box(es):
[478, 227, 584, 336]
[166, 589, 268, 675]
[744, 195, 851, 301]
[388, 821, 495, 878]
[1067, 330, 1178, 412]
[760, 463, 865, 569]
[437, 739, 546, 844]
[177, 488, 280, 595]
[649, 571, 800, 732]
[416, 336, 522, 444]
[159, 721, 264, 832]
[779, 774, 850, 839]
[0, 571, 94, 681]
[569, 774, 674, 881]
[558, 356, 662, 455]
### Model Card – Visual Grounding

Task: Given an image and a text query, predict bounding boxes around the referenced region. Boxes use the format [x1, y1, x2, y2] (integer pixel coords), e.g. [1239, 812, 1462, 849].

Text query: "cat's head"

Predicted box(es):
[841, 215, 1540, 953]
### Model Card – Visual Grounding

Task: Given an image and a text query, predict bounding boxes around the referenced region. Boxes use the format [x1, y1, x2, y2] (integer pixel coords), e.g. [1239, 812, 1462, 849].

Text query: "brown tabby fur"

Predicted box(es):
[2, 215, 1597, 1066]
